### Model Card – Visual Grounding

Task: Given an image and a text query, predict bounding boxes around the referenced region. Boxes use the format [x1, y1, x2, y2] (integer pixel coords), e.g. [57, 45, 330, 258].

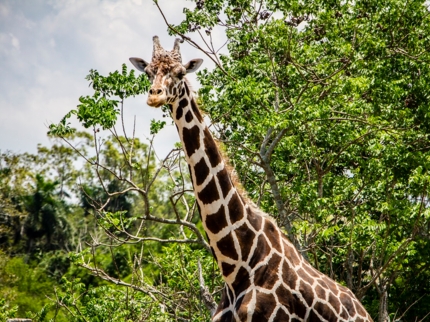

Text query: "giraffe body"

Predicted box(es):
[130, 36, 373, 322]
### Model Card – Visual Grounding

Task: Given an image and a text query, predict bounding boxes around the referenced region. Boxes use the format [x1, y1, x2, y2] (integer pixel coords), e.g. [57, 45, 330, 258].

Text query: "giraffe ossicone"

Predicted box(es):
[130, 35, 373, 322]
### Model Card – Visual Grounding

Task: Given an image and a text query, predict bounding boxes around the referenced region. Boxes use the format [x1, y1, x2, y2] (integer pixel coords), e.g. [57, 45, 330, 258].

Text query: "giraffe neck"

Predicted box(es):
[169, 82, 373, 322]
[171, 81, 248, 283]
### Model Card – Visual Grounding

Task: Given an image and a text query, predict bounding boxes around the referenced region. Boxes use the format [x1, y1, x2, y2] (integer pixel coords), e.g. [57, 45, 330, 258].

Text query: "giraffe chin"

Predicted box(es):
[146, 98, 166, 108]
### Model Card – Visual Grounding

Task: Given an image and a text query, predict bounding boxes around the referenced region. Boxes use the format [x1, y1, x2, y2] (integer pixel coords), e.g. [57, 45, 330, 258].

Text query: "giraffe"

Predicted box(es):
[130, 36, 373, 322]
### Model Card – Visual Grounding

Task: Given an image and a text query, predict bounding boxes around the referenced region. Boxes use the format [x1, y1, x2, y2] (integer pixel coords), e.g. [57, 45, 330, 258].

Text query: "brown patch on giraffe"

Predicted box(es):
[275, 285, 294, 310]
[298, 280, 314, 306]
[317, 278, 328, 289]
[247, 210, 262, 231]
[340, 292, 356, 317]
[216, 167, 233, 198]
[308, 309, 323, 321]
[276, 285, 307, 317]
[354, 299, 368, 317]
[273, 308, 291, 321]
[249, 234, 270, 268]
[217, 233, 238, 260]
[356, 318, 365, 322]
[303, 263, 322, 279]
[234, 296, 247, 321]
[185, 110, 193, 123]
[228, 193, 244, 224]
[287, 246, 302, 267]
[176, 97, 188, 120]
[194, 158, 210, 186]
[219, 311, 233, 322]
[340, 284, 354, 296]
[236, 292, 253, 319]
[206, 206, 228, 234]
[251, 291, 277, 322]
[254, 253, 282, 289]
[315, 284, 327, 301]
[203, 128, 222, 167]
[184, 80, 191, 96]
[328, 292, 341, 313]
[297, 267, 313, 284]
[198, 177, 220, 205]
[190, 98, 204, 122]
[179, 86, 185, 98]
[172, 87, 177, 96]
[340, 306, 349, 320]
[168, 80, 175, 96]
[232, 267, 251, 297]
[221, 262, 236, 277]
[235, 222, 256, 262]
[321, 276, 339, 296]
[314, 301, 338, 321]
[215, 140, 250, 200]
[282, 259, 298, 290]
[264, 219, 282, 253]
[182, 125, 200, 157]
[232, 292, 252, 321]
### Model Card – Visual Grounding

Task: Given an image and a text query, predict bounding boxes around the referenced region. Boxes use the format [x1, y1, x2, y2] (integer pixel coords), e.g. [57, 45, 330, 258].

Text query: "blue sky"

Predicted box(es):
[0, 0, 216, 158]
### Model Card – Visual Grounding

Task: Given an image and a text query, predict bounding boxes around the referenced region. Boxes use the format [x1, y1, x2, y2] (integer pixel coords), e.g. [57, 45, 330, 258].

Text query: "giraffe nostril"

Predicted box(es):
[149, 88, 163, 96]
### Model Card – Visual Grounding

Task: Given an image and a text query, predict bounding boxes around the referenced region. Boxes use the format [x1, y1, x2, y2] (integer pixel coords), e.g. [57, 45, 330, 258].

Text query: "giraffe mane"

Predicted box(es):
[214, 139, 249, 202]
[186, 76, 273, 223]
[183, 77, 194, 92]
[214, 137, 275, 222]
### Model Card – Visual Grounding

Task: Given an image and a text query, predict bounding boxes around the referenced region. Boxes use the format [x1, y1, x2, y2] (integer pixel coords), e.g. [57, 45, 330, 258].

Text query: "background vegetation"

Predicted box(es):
[1, 0, 430, 321]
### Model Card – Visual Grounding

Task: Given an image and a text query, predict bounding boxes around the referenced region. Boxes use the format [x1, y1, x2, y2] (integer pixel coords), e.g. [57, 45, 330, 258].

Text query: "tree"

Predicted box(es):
[162, 0, 430, 320]
[23, 174, 71, 253]
[48, 64, 223, 320]
[45, 0, 430, 321]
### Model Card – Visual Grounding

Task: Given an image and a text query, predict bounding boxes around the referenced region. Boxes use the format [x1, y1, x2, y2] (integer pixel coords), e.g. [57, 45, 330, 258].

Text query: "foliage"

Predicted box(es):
[0, 124, 220, 320]
[2, 0, 430, 321]
[0, 251, 69, 321]
[44, 61, 221, 320]
[0, 298, 18, 321]
[48, 64, 149, 136]
[168, 0, 430, 320]
[53, 244, 221, 322]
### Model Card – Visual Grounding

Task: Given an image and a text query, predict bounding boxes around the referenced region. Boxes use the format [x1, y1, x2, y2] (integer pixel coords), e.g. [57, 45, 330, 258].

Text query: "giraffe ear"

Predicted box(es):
[129, 57, 149, 72]
[184, 59, 203, 73]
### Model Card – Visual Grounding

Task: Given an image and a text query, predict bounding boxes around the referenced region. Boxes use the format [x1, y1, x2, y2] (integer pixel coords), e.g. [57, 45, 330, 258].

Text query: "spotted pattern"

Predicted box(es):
[130, 36, 373, 322]
[172, 88, 373, 322]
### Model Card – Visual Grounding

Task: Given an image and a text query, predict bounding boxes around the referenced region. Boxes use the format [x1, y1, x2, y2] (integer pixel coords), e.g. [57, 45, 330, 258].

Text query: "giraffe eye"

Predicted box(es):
[176, 69, 186, 79]
[144, 69, 153, 80]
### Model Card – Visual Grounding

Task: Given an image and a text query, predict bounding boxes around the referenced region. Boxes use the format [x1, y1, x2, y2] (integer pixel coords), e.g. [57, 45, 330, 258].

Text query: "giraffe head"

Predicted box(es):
[129, 36, 203, 107]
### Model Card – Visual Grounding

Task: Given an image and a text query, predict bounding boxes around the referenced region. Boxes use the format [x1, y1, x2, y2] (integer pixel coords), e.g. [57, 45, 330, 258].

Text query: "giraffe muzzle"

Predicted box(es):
[147, 88, 167, 107]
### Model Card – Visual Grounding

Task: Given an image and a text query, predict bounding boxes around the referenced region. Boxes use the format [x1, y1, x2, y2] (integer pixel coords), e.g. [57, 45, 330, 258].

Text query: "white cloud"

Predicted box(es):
[9, 33, 20, 50]
[0, 0, 208, 158]
[0, 3, 9, 17]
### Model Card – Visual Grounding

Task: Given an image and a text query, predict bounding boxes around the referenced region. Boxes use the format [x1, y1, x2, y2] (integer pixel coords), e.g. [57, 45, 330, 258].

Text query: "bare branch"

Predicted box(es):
[198, 259, 218, 315]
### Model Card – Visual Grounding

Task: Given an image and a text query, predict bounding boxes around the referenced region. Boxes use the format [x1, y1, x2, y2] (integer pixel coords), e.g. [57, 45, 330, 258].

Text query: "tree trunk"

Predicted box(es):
[378, 288, 390, 322]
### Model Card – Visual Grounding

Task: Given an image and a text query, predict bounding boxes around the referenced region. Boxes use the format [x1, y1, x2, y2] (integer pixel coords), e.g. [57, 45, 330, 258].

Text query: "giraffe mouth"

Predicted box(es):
[147, 96, 166, 108]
